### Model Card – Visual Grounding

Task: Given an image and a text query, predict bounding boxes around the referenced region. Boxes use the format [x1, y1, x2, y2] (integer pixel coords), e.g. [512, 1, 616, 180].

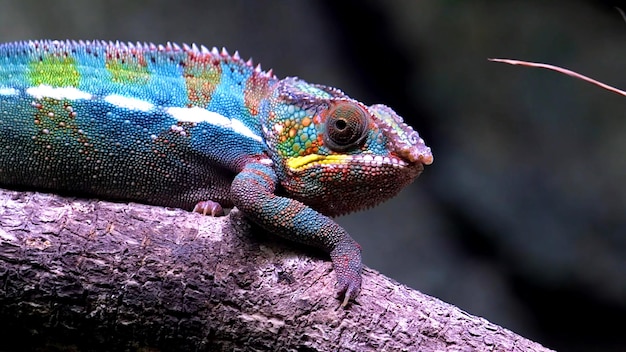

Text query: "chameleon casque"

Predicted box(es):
[0, 40, 433, 306]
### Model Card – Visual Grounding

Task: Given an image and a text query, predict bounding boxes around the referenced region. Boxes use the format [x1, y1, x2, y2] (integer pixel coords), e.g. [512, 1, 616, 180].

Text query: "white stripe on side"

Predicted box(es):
[167, 106, 230, 125]
[104, 94, 154, 112]
[0, 87, 19, 96]
[26, 85, 92, 100]
[166, 106, 262, 142]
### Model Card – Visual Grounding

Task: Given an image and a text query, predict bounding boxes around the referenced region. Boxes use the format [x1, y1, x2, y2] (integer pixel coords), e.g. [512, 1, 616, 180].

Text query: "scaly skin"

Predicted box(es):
[0, 40, 433, 306]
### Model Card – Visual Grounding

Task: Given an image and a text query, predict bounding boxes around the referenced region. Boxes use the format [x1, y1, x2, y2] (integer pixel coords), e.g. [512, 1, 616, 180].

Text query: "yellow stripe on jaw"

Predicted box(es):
[286, 154, 351, 170]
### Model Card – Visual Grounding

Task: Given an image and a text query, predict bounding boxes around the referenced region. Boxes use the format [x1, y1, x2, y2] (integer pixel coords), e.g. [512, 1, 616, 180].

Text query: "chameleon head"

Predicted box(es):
[263, 78, 433, 217]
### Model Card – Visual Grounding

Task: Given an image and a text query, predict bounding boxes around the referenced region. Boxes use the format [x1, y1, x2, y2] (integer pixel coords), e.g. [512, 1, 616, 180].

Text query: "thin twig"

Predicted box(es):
[488, 58, 626, 97]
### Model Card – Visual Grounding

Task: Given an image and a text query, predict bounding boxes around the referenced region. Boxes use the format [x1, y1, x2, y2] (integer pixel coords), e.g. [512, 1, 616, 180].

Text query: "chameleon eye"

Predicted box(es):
[323, 102, 369, 151]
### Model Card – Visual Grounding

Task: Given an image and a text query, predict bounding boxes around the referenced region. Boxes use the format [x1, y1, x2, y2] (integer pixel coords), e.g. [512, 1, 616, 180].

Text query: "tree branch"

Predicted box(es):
[0, 189, 552, 351]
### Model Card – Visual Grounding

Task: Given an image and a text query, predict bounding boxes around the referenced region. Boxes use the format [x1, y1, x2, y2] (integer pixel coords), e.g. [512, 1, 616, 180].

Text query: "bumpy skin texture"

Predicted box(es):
[0, 40, 433, 306]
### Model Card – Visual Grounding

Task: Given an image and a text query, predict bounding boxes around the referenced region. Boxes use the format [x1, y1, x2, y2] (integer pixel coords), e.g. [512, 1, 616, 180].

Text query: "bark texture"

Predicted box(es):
[0, 189, 553, 351]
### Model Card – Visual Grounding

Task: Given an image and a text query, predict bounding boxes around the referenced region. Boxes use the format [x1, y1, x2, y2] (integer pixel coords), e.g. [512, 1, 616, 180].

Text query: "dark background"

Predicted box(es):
[1, 1, 625, 351]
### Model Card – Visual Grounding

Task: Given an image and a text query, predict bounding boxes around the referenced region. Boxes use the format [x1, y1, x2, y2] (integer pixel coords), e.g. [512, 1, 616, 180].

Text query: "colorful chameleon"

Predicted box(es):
[0, 40, 433, 306]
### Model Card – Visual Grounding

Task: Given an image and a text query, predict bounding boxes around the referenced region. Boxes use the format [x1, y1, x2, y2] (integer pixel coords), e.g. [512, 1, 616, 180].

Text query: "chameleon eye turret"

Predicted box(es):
[322, 101, 369, 151]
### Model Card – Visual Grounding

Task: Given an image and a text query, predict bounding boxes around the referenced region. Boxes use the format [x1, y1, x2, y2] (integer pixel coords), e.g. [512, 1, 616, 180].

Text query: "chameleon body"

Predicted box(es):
[0, 40, 433, 306]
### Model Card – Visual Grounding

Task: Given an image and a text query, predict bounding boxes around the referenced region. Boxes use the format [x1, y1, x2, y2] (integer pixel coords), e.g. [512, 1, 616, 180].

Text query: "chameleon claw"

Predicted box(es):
[337, 279, 360, 308]
[340, 289, 354, 308]
[341, 294, 351, 308]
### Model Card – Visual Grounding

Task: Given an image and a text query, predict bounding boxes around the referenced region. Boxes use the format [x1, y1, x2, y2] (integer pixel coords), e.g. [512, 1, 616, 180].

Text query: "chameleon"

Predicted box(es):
[0, 40, 433, 306]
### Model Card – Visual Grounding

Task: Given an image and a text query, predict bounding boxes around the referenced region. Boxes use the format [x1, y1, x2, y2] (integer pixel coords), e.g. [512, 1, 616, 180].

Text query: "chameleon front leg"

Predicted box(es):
[231, 162, 362, 307]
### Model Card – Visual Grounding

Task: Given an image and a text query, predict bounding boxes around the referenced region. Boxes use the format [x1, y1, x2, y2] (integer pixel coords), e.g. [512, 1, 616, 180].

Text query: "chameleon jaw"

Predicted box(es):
[286, 153, 411, 172]
[281, 152, 424, 217]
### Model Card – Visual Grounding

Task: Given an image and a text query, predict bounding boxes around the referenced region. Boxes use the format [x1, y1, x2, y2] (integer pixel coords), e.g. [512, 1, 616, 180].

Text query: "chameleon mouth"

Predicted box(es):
[286, 153, 413, 172]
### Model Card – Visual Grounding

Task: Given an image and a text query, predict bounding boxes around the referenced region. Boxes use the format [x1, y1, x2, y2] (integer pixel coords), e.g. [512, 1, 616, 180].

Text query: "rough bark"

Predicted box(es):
[0, 189, 553, 352]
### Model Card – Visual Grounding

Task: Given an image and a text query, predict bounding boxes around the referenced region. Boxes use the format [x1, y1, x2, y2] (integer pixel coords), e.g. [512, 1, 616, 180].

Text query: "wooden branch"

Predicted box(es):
[0, 189, 553, 351]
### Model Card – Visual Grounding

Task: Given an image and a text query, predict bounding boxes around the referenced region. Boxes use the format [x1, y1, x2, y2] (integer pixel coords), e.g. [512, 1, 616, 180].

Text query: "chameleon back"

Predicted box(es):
[0, 40, 275, 209]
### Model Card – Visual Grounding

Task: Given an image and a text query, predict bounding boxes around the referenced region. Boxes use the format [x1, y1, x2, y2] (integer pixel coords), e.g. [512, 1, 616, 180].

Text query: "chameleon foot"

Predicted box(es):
[331, 241, 362, 308]
[338, 276, 361, 308]
[193, 200, 225, 216]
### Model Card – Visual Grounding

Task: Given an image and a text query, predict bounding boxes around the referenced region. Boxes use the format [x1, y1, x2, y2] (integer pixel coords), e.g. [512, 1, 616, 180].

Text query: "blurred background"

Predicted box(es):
[1, 1, 625, 351]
